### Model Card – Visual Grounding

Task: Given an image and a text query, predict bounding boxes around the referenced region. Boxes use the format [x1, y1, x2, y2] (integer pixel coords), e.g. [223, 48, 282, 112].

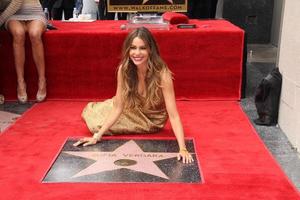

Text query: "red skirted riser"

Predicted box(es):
[0, 20, 244, 100]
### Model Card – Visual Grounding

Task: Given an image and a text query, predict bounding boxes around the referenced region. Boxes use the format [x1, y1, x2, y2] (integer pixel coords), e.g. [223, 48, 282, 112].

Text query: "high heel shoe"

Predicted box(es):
[17, 83, 28, 104]
[36, 80, 47, 102]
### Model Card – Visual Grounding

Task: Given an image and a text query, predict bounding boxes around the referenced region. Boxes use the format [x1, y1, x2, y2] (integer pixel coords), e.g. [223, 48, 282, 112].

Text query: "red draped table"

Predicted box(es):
[0, 20, 244, 100]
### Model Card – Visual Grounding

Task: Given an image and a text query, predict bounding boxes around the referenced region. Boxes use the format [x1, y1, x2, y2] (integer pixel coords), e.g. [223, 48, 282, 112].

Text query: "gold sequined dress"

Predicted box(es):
[82, 98, 168, 135]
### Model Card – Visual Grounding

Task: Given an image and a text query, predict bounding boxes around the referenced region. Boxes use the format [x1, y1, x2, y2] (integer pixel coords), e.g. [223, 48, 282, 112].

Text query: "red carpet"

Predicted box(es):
[0, 101, 299, 200]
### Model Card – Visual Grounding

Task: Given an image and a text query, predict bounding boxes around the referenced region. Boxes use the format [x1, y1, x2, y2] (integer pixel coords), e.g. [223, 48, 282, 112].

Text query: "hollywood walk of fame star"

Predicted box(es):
[142, 0, 174, 4]
[63, 140, 179, 179]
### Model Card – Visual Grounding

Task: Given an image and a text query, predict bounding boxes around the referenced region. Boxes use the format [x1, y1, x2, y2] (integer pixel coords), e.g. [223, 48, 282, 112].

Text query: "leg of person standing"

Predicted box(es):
[52, 6, 63, 19]
[7, 20, 27, 103]
[7, 20, 47, 103]
[98, 0, 105, 19]
[27, 20, 47, 102]
[208, 0, 218, 18]
[62, 0, 75, 20]
[187, 0, 196, 18]
[104, 0, 115, 20]
[42, 0, 56, 20]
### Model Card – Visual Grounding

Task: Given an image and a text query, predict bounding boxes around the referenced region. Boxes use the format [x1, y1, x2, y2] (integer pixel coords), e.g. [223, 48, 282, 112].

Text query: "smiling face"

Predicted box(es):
[129, 37, 149, 68]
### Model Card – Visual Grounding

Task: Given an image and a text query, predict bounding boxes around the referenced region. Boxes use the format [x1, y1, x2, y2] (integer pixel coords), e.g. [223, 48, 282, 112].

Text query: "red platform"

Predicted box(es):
[0, 20, 244, 100]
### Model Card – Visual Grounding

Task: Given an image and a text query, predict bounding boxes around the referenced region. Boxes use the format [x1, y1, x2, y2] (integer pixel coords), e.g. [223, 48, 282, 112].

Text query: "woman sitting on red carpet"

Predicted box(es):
[74, 27, 193, 164]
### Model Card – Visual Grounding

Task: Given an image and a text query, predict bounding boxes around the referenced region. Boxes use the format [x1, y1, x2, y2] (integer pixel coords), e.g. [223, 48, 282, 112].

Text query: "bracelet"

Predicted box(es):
[179, 148, 188, 153]
[93, 133, 101, 141]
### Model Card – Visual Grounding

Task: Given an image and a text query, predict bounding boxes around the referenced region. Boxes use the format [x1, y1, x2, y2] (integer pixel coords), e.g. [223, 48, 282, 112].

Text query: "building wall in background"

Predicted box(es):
[222, 0, 274, 44]
[278, 0, 300, 151]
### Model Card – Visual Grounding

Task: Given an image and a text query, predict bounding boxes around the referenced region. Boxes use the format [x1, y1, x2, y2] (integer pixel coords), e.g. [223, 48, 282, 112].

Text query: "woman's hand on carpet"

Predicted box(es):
[73, 137, 98, 147]
[177, 148, 194, 164]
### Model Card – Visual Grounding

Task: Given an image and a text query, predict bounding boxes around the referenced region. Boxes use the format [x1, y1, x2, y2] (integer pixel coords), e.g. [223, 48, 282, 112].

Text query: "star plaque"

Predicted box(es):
[43, 139, 201, 183]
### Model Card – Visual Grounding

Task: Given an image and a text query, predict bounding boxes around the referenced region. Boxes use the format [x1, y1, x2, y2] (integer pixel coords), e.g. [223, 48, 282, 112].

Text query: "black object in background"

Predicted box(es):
[222, 0, 274, 44]
[43, 0, 75, 20]
[99, 0, 127, 20]
[187, 0, 218, 19]
[241, 32, 247, 98]
[177, 24, 197, 29]
[254, 68, 282, 126]
[47, 23, 57, 30]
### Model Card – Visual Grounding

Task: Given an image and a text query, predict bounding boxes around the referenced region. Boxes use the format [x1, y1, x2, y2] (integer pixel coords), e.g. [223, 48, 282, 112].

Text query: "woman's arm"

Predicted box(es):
[161, 70, 193, 163]
[0, 0, 23, 26]
[74, 66, 125, 146]
[93, 66, 125, 139]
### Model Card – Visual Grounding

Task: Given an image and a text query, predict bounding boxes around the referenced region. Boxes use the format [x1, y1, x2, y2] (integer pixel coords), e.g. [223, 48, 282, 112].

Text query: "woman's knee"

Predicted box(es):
[28, 29, 43, 44]
[27, 20, 45, 41]
[13, 31, 26, 44]
[8, 23, 26, 44]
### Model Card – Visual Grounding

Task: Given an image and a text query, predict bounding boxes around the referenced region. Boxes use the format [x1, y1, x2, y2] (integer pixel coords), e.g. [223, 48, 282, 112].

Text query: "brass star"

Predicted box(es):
[64, 140, 179, 179]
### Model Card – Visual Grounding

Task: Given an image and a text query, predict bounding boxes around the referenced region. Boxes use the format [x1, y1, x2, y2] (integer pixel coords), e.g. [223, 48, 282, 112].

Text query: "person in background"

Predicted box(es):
[81, 0, 98, 20]
[42, 0, 75, 20]
[96, 0, 126, 20]
[75, 0, 83, 15]
[2, 0, 47, 103]
[74, 27, 193, 164]
[97, 0, 114, 20]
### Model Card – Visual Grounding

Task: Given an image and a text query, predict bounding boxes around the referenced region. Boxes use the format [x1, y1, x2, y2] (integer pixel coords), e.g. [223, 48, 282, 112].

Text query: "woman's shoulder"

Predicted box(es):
[118, 64, 124, 70]
[116, 64, 125, 81]
[117, 64, 124, 75]
[160, 67, 173, 82]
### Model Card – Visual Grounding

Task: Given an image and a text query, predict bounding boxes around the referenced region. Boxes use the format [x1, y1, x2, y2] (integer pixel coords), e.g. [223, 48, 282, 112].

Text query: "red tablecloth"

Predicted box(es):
[0, 19, 244, 100]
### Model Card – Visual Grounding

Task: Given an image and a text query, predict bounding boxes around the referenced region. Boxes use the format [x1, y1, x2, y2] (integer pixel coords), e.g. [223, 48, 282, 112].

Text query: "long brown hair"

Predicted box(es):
[119, 27, 171, 109]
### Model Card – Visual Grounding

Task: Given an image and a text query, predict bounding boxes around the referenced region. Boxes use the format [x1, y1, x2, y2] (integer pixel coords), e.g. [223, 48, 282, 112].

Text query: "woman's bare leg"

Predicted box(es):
[27, 20, 47, 101]
[7, 20, 27, 103]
